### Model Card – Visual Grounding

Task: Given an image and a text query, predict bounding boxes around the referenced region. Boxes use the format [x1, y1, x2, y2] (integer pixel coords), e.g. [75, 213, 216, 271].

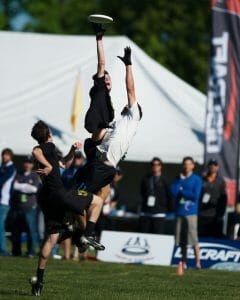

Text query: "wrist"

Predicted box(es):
[96, 35, 103, 41]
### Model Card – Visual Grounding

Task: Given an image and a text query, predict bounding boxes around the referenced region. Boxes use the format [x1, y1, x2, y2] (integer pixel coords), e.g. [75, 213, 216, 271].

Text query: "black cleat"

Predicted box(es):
[80, 235, 105, 251]
[30, 276, 43, 296]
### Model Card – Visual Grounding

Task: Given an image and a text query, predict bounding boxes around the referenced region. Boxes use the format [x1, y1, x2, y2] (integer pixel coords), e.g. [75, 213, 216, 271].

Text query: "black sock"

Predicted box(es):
[85, 221, 96, 236]
[37, 268, 45, 283]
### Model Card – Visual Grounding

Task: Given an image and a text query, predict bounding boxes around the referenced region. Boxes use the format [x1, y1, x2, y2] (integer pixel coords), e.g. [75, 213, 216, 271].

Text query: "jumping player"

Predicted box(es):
[29, 120, 105, 296]
[73, 25, 142, 196]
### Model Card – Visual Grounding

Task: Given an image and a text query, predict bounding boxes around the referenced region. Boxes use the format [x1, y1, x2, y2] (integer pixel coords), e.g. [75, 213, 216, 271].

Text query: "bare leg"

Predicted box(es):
[88, 195, 104, 223]
[30, 233, 60, 296]
[38, 233, 59, 269]
[92, 129, 107, 142]
[194, 244, 201, 268]
[97, 184, 110, 202]
[62, 238, 71, 260]
[72, 245, 79, 261]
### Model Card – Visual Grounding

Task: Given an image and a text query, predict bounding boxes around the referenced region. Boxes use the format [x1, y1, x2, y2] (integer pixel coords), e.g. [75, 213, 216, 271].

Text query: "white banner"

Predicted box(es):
[97, 231, 174, 266]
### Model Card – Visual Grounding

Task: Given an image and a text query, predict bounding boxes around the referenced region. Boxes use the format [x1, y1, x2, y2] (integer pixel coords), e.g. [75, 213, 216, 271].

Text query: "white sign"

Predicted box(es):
[97, 231, 174, 266]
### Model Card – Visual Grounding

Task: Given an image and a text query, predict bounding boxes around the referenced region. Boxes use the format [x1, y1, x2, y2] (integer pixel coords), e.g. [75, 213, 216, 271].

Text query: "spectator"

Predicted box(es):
[171, 156, 202, 269]
[11, 156, 41, 257]
[0, 148, 16, 256]
[103, 167, 123, 215]
[198, 159, 227, 238]
[96, 167, 124, 235]
[139, 157, 173, 234]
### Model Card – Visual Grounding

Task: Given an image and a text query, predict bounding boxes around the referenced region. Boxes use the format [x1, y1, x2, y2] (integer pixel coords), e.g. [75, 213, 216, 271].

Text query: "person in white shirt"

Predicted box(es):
[95, 46, 142, 167]
[73, 46, 142, 197]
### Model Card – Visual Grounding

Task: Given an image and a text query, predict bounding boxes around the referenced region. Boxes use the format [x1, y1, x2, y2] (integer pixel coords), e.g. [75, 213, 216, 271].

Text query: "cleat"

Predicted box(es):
[80, 235, 105, 251]
[29, 276, 43, 296]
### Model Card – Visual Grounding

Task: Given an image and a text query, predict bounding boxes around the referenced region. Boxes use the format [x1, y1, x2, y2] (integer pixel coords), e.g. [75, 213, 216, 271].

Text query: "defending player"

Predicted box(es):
[29, 120, 105, 296]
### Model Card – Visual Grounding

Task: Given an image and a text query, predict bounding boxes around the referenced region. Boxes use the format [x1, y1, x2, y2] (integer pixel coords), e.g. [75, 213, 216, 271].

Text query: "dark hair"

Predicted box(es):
[24, 155, 34, 163]
[151, 157, 162, 165]
[1, 148, 14, 160]
[182, 156, 195, 164]
[207, 158, 218, 166]
[31, 120, 50, 144]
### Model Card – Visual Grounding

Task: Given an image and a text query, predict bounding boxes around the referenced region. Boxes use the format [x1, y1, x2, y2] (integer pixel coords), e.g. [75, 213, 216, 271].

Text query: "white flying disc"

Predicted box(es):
[88, 14, 113, 24]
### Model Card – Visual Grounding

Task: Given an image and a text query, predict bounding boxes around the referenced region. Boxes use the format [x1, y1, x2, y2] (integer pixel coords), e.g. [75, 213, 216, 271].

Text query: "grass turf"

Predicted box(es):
[0, 256, 239, 300]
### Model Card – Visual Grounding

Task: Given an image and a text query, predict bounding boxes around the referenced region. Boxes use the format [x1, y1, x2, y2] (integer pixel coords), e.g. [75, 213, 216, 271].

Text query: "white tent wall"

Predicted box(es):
[0, 31, 206, 163]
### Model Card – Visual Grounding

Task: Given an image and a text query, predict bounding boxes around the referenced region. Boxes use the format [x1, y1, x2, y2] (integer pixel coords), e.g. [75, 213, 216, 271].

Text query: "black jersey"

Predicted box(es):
[38, 142, 63, 191]
[85, 75, 114, 134]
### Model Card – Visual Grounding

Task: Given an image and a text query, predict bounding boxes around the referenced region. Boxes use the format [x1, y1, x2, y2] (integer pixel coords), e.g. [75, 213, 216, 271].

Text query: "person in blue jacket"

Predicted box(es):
[0, 148, 16, 256]
[171, 156, 202, 269]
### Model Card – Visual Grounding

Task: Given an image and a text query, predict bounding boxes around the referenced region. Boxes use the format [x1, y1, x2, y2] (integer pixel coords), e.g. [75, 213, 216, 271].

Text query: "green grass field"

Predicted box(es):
[0, 256, 239, 300]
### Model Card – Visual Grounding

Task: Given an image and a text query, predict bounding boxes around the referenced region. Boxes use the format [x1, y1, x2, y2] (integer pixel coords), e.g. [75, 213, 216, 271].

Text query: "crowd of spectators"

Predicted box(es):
[0, 146, 236, 261]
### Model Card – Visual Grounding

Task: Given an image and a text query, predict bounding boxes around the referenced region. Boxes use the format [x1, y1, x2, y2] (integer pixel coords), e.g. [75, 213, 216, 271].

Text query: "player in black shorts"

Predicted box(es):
[29, 120, 105, 296]
[71, 23, 116, 199]
[72, 25, 142, 198]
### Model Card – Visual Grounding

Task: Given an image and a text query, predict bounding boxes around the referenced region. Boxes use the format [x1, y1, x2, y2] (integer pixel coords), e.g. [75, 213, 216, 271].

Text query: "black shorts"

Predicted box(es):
[38, 186, 93, 234]
[73, 160, 116, 193]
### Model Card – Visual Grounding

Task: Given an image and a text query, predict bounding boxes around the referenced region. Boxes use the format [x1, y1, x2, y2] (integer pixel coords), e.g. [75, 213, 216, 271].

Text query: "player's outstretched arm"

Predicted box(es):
[32, 147, 52, 175]
[117, 47, 136, 107]
[61, 141, 82, 169]
[93, 24, 106, 78]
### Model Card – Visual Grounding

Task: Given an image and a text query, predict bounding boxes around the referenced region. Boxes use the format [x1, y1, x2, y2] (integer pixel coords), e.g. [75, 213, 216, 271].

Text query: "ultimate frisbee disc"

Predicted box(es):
[88, 14, 113, 24]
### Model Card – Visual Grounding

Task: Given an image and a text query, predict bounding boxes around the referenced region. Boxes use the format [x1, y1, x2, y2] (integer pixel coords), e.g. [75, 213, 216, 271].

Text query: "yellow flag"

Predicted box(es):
[71, 73, 83, 132]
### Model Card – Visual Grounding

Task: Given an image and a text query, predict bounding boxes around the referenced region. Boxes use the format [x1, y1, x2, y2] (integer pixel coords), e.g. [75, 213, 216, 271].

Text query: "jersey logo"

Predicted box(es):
[77, 189, 88, 196]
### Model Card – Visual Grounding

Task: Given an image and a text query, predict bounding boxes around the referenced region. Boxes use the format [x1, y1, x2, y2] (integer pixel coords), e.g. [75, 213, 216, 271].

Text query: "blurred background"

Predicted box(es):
[0, 0, 210, 92]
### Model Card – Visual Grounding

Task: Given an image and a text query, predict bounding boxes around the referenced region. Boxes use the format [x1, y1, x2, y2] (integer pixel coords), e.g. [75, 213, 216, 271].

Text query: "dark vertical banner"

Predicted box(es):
[205, 0, 240, 206]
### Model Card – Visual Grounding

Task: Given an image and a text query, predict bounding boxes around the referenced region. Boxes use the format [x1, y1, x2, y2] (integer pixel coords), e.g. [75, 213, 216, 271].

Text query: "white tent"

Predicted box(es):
[0, 31, 206, 163]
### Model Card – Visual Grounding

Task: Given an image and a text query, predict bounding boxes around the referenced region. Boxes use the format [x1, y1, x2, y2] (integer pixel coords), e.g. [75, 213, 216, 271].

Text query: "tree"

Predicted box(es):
[1, 0, 211, 92]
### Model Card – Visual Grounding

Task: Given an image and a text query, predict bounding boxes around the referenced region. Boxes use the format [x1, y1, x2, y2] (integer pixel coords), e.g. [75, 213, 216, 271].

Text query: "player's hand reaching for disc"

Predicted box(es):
[72, 141, 82, 150]
[117, 47, 132, 66]
[92, 23, 105, 39]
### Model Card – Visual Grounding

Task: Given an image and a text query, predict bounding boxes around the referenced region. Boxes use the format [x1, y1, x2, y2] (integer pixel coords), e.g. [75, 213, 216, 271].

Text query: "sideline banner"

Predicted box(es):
[98, 231, 240, 270]
[171, 238, 240, 270]
[97, 231, 174, 266]
[205, 0, 240, 205]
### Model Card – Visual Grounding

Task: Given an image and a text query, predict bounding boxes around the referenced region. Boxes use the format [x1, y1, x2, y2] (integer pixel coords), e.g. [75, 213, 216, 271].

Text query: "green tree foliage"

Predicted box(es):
[0, 0, 22, 29]
[0, 0, 211, 92]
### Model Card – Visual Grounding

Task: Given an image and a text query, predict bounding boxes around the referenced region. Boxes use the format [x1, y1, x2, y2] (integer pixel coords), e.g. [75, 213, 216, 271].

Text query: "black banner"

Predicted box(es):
[205, 0, 240, 205]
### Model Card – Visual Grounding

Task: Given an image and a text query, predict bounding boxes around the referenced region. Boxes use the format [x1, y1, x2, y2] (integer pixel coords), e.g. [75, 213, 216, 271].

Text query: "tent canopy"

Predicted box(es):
[0, 31, 206, 163]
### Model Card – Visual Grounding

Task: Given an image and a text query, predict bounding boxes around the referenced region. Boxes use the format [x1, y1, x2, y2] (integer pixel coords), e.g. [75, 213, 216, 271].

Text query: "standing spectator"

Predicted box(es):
[198, 159, 227, 238]
[11, 156, 41, 257]
[0, 148, 16, 256]
[139, 157, 173, 234]
[171, 156, 202, 269]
